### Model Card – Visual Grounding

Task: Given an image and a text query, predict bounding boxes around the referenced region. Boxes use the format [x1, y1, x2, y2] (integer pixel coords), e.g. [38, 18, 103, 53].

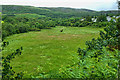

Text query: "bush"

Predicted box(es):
[97, 15, 107, 22]
[29, 28, 41, 31]
[92, 22, 109, 27]
[78, 21, 90, 27]
[2, 47, 24, 79]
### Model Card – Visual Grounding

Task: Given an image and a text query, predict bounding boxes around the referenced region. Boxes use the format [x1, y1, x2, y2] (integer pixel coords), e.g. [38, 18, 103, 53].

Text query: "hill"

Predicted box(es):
[100, 10, 119, 16]
[2, 5, 100, 18]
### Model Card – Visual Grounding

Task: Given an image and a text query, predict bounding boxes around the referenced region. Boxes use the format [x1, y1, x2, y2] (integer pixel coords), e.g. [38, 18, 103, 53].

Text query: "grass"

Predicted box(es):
[2, 26, 103, 78]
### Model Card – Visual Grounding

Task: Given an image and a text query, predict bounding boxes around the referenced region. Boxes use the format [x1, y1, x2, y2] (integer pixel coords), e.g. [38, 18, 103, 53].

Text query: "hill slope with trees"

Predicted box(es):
[2, 5, 100, 18]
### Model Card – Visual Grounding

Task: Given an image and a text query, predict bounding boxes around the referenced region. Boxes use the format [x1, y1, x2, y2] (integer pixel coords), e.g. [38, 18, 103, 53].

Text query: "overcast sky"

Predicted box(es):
[1, 0, 119, 11]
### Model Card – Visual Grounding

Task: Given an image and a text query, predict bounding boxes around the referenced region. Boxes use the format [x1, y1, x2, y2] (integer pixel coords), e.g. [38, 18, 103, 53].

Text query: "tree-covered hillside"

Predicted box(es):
[2, 5, 119, 18]
[2, 5, 100, 18]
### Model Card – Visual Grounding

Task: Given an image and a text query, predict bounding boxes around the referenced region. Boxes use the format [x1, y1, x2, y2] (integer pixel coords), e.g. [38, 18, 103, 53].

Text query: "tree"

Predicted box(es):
[86, 16, 92, 22]
[97, 15, 107, 22]
[116, 0, 120, 50]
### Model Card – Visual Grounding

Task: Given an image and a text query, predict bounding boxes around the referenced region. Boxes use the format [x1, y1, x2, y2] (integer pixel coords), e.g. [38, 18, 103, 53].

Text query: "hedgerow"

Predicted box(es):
[2, 45, 24, 79]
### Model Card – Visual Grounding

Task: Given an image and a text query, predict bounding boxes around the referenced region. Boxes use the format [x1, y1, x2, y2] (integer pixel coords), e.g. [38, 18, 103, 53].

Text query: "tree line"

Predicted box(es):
[2, 15, 56, 40]
[2, 14, 111, 40]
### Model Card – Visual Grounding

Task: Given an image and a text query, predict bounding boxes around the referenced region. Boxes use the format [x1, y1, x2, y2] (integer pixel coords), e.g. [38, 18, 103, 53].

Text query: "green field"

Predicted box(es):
[2, 26, 103, 78]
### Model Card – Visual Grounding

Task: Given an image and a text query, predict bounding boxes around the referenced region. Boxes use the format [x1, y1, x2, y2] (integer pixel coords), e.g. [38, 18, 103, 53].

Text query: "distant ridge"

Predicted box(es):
[2, 5, 119, 18]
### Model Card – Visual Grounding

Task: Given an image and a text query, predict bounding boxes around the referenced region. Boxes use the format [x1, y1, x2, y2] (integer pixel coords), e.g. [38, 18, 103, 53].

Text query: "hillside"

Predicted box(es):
[100, 10, 119, 16]
[2, 5, 100, 18]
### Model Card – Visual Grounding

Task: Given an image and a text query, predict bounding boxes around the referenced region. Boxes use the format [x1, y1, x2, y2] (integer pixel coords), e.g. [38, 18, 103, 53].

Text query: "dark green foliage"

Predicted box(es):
[100, 11, 119, 17]
[92, 22, 109, 27]
[78, 21, 91, 27]
[29, 28, 41, 31]
[97, 15, 107, 22]
[85, 20, 118, 51]
[116, 17, 120, 50]
[85, 16, 92, 22]
[56, 18, 93, 27]
[2, 15, 56, 40]
[2, 5, 119, 18]
[2, 5, 100, 18]
[2, 47, 24, 79]
[2, 41, 9, 47]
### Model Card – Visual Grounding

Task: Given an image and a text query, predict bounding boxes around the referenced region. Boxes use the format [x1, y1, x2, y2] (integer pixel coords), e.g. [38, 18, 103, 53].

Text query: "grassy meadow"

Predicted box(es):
[2, 26, 103, 77]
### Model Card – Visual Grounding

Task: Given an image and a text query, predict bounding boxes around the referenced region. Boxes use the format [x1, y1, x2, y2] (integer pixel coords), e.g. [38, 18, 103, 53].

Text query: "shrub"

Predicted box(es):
[29, 28, 41, 31]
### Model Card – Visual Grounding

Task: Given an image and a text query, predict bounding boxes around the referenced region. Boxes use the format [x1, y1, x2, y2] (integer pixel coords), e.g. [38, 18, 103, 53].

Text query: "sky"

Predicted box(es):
[1, 0, 119, 11]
